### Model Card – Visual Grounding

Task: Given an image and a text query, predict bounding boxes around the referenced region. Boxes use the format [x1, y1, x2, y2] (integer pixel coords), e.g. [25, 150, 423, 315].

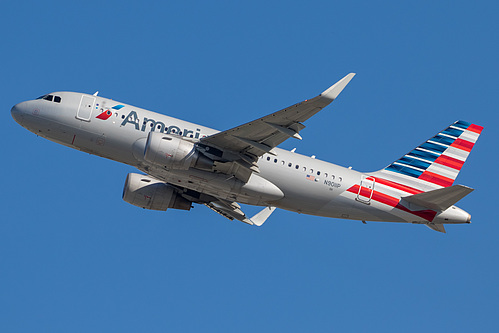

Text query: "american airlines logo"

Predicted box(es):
[119, 110, 205, 139]
[96, 105, 124, 120]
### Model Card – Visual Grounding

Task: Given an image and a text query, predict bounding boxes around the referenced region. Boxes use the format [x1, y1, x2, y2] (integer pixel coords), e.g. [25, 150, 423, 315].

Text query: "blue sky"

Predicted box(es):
[1, 0, 498, 331]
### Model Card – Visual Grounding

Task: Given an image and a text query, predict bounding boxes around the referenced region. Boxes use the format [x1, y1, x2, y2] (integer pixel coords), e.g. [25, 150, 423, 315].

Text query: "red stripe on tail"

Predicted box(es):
[451, 138, 474, 152]
[467, 124, 483, 134]
[434, 155, 465, 170]
[375, 178, 423, 195]
[418, 171, 454, 187]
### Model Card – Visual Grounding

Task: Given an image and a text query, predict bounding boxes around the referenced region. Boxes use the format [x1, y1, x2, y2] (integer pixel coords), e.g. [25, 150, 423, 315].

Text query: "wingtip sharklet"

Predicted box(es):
[250, 206, 276, 226]
[321, 73, 356, 101]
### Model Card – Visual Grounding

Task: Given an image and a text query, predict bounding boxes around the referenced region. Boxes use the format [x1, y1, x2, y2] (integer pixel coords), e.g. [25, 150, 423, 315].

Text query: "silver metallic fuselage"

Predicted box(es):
[11, 91, 471, 225]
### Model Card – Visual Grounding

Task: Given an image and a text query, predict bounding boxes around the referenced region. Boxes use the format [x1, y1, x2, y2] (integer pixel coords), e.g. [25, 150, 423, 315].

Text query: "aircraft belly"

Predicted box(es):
[322, 190, 431, 223]
[17, 112, 74, 146]
[319, 201, 404, 222]
[42, 121, 75, 146]
[263, 170, 415, 222]
[261, 176, 334, 214]
[143, 167, 282, 205]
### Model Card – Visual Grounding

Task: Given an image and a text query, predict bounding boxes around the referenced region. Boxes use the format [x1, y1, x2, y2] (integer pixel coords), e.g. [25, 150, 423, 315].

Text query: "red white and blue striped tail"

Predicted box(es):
[379, 120, 483, 189]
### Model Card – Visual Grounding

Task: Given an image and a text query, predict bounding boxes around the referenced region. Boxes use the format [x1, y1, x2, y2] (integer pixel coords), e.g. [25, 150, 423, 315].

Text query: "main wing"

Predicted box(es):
[198, 73, 355, 181]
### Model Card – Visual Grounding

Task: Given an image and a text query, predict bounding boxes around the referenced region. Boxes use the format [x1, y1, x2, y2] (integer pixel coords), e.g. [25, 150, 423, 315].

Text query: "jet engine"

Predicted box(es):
[122, 173, 192, 211]
[143, 132, 213, 170]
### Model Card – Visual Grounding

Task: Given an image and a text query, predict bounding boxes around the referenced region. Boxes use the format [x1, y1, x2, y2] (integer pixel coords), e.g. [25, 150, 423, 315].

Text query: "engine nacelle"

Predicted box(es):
[122, 173, 192, 211]
[144, 132, 213, 170]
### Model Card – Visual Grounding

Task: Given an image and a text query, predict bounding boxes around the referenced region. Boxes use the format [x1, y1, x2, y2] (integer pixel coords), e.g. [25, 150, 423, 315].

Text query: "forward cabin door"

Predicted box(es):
[357, 176, 375, 204]
[76, 95, 95, 121]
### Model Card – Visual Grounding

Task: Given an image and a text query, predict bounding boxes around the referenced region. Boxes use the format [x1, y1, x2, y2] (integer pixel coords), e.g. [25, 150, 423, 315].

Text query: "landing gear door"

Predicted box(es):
[76, 95, 95, 121]
[357, 175, 375, 204]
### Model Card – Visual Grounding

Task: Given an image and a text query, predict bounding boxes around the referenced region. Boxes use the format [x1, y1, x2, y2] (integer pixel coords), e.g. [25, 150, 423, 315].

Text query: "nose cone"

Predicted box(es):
[11, 103, 24, 125]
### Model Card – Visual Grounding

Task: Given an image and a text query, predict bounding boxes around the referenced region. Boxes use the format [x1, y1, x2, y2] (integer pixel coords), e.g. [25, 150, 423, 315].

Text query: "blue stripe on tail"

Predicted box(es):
[453, 120, 471, 129]
[407, 149, 439, 162]
[431, 135, 455, 146]
[397, 157, 431, 169]
[441, 127, 463, 138]
[420, 142, 447, 153]
[385, 164, 424, 178]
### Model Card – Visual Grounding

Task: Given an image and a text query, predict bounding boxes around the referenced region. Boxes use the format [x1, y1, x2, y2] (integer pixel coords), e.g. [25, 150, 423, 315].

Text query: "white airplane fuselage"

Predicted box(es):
[11, 90, 474, 229]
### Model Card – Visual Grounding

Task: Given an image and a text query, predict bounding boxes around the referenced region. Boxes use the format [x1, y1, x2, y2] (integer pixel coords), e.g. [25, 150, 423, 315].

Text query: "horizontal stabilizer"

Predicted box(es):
[403, 185, 474, 211]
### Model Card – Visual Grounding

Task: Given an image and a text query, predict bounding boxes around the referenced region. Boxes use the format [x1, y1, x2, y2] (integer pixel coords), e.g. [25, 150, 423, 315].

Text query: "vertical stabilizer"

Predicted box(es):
[379, 120, 483, 189]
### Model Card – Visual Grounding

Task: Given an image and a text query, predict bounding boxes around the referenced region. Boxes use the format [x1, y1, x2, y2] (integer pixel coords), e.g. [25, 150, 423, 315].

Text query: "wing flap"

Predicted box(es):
[205, 201, 253, 225]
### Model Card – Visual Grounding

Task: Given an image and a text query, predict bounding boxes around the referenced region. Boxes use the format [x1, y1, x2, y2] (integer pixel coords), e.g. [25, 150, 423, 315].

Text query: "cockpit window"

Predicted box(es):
[36, 94, 62, 103]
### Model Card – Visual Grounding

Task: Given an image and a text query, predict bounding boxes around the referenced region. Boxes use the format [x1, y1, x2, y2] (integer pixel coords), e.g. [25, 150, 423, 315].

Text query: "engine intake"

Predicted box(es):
[122, 173, 192, 211]
[144, 132, 213, 170]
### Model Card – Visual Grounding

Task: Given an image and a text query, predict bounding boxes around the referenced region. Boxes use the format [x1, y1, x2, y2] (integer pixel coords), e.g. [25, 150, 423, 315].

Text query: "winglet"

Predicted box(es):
[320, 73, 356, 101]
[250, 206, 276, 226]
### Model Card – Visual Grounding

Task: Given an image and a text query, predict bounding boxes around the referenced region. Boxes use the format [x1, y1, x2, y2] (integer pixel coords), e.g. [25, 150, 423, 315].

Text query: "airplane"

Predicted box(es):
[10, 73, 483, 233]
